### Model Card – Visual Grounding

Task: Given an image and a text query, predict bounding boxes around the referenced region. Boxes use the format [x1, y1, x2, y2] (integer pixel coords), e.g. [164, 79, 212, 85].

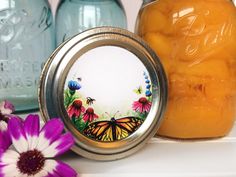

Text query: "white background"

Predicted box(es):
[65, 46, 150, 118]
[48, 0, 143, 31]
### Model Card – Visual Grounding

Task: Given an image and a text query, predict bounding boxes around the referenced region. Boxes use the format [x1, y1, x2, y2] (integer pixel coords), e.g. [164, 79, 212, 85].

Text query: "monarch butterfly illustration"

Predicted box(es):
[83, 117, 143, 141]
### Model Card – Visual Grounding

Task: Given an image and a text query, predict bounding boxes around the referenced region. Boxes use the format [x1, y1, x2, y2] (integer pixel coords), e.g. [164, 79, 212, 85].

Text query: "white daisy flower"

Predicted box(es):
[0, 115, 77, 177]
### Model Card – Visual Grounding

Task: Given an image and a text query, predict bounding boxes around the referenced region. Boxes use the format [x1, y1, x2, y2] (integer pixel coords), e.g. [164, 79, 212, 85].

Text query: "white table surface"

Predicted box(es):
[59, 123, 236, 177]
[18, 111, 236, 177]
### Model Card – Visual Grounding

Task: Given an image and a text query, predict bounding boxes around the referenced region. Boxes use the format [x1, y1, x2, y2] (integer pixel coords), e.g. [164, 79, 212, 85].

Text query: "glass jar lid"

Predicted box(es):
[39, 27, 167, 161]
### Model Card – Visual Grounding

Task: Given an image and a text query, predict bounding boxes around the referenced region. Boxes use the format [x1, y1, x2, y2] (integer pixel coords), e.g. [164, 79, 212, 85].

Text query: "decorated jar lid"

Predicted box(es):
[39, 27, 167, 161]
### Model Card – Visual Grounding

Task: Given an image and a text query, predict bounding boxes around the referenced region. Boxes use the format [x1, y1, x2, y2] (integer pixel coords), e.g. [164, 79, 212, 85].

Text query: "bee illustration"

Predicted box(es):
[86, 97, 96, 105]
[77, 77, 82, 82]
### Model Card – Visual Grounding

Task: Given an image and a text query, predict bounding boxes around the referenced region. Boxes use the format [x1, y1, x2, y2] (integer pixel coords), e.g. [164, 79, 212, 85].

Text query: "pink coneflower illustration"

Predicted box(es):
[67, 99, 85, 118]
[83, 107, 99, 122]
[132, 97, 152, 114]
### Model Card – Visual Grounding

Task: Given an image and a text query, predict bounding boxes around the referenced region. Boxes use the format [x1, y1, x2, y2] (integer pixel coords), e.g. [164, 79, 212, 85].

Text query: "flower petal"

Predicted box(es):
[43, 160, 77, 177]
[0, 149, 19, 165]
[0, 166, 3, 177]
[0, 101, 15, 115]
[0, 164, 21, 177]
[19, 174, 28, 177]
[36, 119, 64, 151]
[44, 172, 60, 177]
[43, 160, 61, 177]
[54, 161, 77, 177]
[42, 133, 74, 158]
[24, 114, 40, 150]
[24, 114, 40, 137]
[42, 160, 64, 177]
[8, 118, 28, 153]
[0, 130, 11, 151]
[0, 122, 7, 132]
[42, 160, 57, 177]
[0, 149, 3, 165]
[33, 169, 48, 177]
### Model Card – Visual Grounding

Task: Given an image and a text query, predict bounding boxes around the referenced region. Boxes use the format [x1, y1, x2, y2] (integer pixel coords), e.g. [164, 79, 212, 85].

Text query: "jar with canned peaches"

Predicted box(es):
[136, 0, 236, 139]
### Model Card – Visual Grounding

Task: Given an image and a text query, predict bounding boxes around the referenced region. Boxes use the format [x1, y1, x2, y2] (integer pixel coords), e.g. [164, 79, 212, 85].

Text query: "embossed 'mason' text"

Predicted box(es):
[0, 60, 44, 90]
[0, 76, 39, 89]
[0, 60, 44, 73]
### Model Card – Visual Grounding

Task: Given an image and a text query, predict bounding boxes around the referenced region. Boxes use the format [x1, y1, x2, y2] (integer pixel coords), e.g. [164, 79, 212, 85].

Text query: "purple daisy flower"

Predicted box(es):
[0, 126, 11, 151]
[0, 100, 15, 115]
[0, 115, 77, 177]
[0, 100, 16, 151]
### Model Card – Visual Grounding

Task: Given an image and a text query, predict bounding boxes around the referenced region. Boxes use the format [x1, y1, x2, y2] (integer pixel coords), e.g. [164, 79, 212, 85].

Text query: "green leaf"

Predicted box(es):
[73, 116, 87, 133]
[64, 89, 81, 108]
[64, 89, 72, 108]
[139, 112, 148, 120]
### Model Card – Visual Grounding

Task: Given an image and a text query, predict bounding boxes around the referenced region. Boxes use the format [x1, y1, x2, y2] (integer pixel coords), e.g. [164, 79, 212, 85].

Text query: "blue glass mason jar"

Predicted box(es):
[0, 0, 55, 112]
[55, 0, 127, 45]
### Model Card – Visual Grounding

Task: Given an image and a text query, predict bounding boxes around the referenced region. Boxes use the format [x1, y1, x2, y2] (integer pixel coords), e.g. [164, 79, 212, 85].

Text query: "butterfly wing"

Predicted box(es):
[84, 121, 111, 141]
[100, 123, 130, 141]
[83, 117, 143, 142]
[115, 117, 143, 133]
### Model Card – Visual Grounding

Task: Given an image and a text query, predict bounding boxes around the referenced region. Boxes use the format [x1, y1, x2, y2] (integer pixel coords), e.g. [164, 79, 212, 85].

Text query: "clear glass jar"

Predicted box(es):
[0, 0, 55, 112]
[55, 0, 127, 45]
[136, 0, 236, 139]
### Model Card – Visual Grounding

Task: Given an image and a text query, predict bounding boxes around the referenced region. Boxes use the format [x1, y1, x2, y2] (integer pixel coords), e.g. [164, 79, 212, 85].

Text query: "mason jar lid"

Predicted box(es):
[39, 27, 167, 161]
